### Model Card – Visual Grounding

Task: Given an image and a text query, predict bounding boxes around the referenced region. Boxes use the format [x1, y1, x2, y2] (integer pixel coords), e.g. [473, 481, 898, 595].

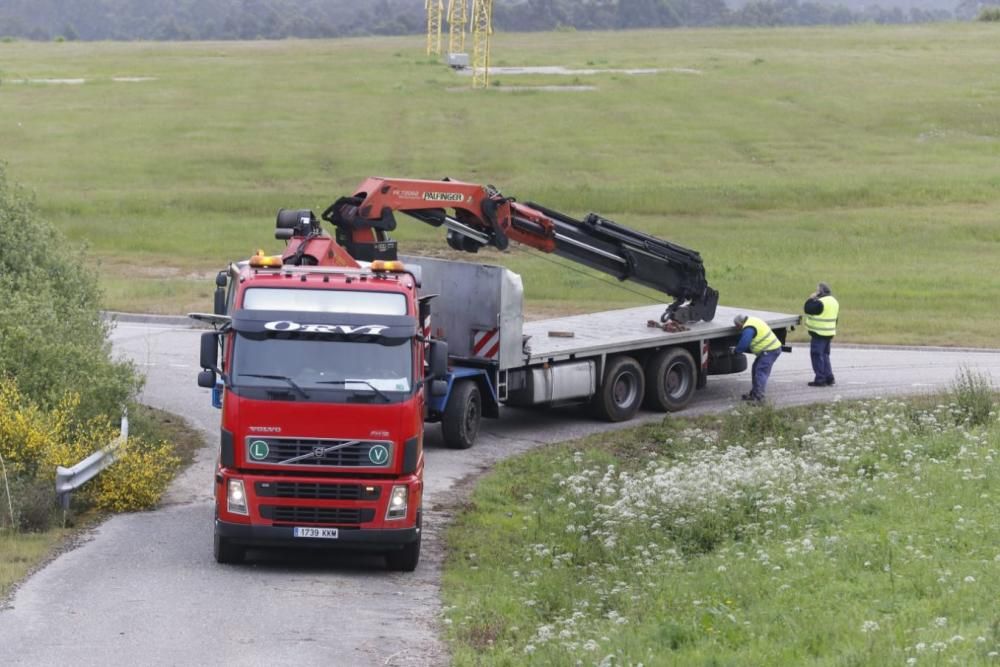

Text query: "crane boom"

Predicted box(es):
[318, 177, 718, 323]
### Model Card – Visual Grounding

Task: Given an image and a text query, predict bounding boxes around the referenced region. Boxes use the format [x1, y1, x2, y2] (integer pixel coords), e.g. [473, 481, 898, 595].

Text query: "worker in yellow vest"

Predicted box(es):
[733, 313, 782, 402]
[804, 282, 839, 387]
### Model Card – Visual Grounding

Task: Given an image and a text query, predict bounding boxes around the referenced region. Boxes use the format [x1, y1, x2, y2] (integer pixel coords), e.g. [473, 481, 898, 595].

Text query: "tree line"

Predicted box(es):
[0, 0, 963, 42]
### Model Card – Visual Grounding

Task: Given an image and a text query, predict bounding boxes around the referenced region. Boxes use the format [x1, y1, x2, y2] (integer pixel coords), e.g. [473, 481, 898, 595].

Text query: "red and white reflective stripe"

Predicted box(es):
[701, 340, 709, 370]
[422, 314, 432, 358]
[472, 328, 500, 360]
[421, 313, 432, 340]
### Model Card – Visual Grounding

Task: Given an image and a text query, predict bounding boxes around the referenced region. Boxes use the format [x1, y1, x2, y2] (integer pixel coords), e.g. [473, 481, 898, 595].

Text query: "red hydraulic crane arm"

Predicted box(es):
[321, 176, 718, 323]
[322, 176, 557, 254]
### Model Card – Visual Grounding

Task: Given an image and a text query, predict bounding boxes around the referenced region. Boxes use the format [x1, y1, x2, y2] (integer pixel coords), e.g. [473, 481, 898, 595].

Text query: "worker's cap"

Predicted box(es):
[817, 281, 831, 295]
[733, 314, 747, 326]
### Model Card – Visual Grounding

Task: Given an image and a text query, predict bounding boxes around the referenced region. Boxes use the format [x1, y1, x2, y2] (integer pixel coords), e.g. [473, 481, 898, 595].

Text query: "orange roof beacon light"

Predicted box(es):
[249, 250, 283, 268]
[370, 260, 407, 273]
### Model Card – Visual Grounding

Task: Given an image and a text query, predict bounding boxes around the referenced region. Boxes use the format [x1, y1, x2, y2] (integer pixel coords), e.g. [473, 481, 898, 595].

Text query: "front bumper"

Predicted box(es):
[216, 517, 419, 552]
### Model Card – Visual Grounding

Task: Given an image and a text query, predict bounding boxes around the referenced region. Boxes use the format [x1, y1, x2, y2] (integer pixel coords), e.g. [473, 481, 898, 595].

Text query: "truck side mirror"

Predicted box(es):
[428, 340, 448, 379]
[213, 288, 226, 315]
[197, 369, 217, 388]
[200, 331, 220, 371]
[431, 379, 448, 397]
[213, 271, 228, 315]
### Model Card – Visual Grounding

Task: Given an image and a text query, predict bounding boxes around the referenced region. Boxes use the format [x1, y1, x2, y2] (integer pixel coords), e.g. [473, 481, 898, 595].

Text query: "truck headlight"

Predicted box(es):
[227, 479, 248, 516]
[386, 485, 408, 520]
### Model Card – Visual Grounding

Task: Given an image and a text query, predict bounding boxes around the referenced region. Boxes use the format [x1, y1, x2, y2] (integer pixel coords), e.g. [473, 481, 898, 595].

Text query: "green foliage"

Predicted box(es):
[0, 379, 180, 530]
[1, 476, 56, 532]
[719, 402, 803, 448]
[977, 6, 1000, 20]
[950, 367, 995, 426]
[443, 396, 1000, 664]
[0, 165, 141, 421]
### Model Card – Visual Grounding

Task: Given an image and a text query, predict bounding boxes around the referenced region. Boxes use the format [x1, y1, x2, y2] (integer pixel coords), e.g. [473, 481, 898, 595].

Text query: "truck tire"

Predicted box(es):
[442, 380, 481, 449]
[643, 347, 697, 412]
[214, 533, 244, 564]
[385, 534, 421, 572]
[590, 355, 645, 422]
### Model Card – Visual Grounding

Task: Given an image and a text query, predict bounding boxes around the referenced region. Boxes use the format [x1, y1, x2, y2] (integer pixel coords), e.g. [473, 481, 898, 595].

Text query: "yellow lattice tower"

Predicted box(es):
[425, 0, 444, 56]
[471, 0, 493, 88]
[447, 0, 468, 55]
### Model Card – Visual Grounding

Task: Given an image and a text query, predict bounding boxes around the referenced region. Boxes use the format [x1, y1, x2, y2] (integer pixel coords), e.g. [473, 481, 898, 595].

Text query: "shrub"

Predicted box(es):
[978, 6, 1000, 20]
[0, 378, 179, 529]
[950, 367, 995, 426]
[3, 476, 58, 532]
[0, 164, 142, 423]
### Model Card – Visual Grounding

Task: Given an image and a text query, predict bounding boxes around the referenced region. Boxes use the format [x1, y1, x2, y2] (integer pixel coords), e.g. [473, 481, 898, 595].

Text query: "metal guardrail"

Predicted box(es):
[55, 412, 129, 509]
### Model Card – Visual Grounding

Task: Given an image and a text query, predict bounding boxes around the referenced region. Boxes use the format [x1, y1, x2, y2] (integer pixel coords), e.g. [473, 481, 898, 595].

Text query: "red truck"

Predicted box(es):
[194, 177, 797, 570]
[195, 210, 446, 570]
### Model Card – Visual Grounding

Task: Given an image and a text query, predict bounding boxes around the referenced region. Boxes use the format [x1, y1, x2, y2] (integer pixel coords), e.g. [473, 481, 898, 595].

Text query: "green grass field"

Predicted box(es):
[1, 25, 999, 345]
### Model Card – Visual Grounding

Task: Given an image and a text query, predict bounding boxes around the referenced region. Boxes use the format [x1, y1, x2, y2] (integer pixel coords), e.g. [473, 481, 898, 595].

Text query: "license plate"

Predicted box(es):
[293, 527, 339, 539]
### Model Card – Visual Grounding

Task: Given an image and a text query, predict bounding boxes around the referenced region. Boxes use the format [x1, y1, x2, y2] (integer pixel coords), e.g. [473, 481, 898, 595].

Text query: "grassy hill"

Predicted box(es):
[1, 24, 998, 346]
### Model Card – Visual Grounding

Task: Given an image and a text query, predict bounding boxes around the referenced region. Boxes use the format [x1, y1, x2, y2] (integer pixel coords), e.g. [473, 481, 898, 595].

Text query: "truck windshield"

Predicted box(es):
[232, 333, 412, 397]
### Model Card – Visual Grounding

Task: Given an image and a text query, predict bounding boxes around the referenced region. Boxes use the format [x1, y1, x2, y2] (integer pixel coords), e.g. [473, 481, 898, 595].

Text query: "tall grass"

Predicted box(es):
[1, 26, 999, 343]
[442, 375, 999, 664]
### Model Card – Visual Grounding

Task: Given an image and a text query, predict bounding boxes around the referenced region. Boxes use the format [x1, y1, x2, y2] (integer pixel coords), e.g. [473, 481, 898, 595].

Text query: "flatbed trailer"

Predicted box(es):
[409, 255, 800, 447]
[524, 304, 800, 365]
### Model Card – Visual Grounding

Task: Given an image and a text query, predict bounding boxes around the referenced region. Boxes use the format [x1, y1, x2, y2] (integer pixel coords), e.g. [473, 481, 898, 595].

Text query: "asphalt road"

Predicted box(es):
[3, 318, 999, 666]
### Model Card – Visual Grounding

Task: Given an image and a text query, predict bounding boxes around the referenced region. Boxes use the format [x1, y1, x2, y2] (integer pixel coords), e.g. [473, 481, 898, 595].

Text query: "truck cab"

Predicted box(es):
[198, 259, 446, 570]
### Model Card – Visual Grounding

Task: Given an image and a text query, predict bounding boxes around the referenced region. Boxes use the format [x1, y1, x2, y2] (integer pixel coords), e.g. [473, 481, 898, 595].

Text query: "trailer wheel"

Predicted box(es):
[590, 355, 645, 422]
[643, 348, 697, 412]
[442, 380, 481, 449]
[214, 533, 244, 564]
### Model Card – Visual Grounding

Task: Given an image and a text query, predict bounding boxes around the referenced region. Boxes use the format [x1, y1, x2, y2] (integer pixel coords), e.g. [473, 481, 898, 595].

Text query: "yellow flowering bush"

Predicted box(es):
[90, 439, 180, 512]
[0, 378, 179, 527]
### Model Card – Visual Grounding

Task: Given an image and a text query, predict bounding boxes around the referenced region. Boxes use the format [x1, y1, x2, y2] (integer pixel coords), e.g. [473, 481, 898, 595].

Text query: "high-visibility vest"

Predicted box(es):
[743, 316, 781, 355]
[805, 295, 839, 337]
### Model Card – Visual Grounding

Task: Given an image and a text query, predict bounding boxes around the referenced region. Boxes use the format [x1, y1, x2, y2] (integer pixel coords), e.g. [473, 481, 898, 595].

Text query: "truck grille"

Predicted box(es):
[245, 437, 392, 468]
[260, 505, 375, 526]
[255, 481, 380, 500]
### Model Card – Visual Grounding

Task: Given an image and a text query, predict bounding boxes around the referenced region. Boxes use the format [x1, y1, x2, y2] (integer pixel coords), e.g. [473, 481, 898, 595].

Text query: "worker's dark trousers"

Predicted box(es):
[751, 349, 781, 399]
[810, 335, 834, 384]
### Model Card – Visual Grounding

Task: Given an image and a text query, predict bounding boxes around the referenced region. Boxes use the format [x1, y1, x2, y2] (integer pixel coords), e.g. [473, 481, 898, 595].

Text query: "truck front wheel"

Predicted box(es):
[590, 355, 645, 422]
[442, 380, 481, 449]
[643, 348, 697, 412]
[385, 534, 421, 572]
[214, 533, 244, 564]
